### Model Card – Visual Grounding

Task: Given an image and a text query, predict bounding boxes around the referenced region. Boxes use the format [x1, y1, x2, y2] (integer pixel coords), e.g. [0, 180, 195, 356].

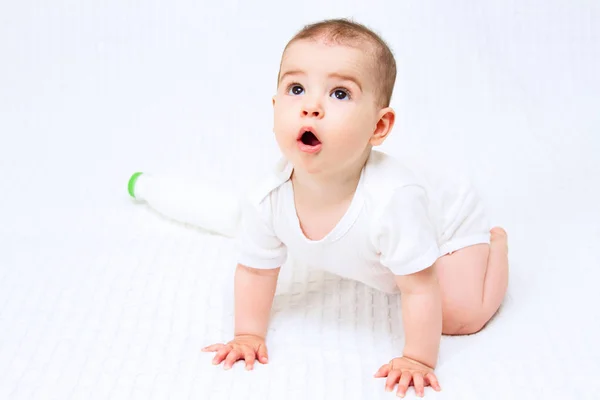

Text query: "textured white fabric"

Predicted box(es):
[2, 1, 599, 399]
[236, 150, 489, 293]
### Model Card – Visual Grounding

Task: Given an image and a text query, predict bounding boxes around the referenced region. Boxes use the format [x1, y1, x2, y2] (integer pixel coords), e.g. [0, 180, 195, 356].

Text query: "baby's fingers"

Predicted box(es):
[396, 372, 413, 398]
[223, 349, 241, 370]
[202, 343, 224, 352]
[385, 370, 401, 392]
[413, 373, 425, 397]
[257, 343, 269, 364]
[244, 350, 256, 370]
[212, 345, 232, 365]
[374, 363, 390, 378]
[425, 372, 441, 391]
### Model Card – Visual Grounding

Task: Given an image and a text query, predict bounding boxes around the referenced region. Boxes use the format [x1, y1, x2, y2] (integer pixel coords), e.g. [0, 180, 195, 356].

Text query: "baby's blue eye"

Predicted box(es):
[331, 89, 350, 100]
[288, 85, 304, 95]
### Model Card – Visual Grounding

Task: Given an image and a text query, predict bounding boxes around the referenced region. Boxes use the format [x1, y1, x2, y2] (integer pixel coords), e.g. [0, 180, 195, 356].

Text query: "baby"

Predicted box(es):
[202, 18, 509, 398]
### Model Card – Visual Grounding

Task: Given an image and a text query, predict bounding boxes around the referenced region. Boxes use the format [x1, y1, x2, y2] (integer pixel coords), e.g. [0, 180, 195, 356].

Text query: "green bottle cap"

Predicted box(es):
[128, 172, 144, 198]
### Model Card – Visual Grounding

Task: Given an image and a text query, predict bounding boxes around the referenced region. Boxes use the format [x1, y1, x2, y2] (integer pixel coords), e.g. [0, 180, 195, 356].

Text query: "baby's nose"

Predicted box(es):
[302, 96, 323, 118]
[301, 100, 324, 118]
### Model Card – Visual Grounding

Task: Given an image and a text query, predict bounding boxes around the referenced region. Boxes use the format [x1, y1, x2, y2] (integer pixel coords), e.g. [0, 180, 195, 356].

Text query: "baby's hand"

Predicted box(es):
[202, 334, 269, 370]
[374, 356, 441, 397]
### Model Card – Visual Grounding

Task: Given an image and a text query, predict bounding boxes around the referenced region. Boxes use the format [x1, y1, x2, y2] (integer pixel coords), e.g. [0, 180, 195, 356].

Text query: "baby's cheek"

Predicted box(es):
[272, 117, 289, 137]
[335, 133, 365, 155]
[274, 108, 295, 128]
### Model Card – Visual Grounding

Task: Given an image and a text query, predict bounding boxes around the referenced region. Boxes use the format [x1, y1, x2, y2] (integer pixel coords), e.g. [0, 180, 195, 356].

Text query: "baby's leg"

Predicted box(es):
[435, 227, 509, 335]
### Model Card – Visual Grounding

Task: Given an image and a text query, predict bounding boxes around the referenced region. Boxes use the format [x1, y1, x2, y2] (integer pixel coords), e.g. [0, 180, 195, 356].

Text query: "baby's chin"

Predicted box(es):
[294, 163, 327, 177]
[288, 152, 327, 174]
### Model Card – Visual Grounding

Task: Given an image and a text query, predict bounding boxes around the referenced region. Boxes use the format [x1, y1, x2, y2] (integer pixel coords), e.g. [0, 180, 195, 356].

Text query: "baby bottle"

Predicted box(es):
[127, 172, 241, 238]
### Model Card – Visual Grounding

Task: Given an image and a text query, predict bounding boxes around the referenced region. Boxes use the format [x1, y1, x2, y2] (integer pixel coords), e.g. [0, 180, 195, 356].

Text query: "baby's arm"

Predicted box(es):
[203, 181, 286, 369]
[373, 185, 444, 395]
[394, 265, 442, 369]
[203, 263, 280, 370]
[234, 263, 280, 338]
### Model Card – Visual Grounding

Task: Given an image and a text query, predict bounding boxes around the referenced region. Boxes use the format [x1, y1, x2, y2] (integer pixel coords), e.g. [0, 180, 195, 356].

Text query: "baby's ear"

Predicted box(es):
[370, 107, 395, 146]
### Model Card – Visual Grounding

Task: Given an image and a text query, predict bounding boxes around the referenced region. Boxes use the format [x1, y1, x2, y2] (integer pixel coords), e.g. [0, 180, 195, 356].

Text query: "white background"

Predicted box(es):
[1, 1, 599, 399]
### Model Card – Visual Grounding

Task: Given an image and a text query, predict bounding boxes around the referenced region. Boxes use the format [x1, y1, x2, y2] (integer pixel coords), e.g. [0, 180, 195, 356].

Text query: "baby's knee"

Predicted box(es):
[443, 319, 486, 336]
[442, 309, 488, 336]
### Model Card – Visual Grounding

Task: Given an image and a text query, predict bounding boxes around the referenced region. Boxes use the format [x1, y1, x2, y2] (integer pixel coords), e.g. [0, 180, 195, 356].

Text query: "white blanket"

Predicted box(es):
[1, 1, 599, 399]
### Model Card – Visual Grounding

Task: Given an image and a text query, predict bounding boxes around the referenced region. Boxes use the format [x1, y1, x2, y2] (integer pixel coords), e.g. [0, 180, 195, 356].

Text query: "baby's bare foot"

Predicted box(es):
[490, 227, 508, 254]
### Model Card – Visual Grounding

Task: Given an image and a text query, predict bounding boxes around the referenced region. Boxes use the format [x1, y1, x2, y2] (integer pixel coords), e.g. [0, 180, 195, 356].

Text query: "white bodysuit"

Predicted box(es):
[235, 150, 490, 294]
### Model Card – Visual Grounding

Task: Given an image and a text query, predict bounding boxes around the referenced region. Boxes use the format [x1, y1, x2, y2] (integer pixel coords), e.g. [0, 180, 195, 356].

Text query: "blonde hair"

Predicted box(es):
[278, 18, 397, 107]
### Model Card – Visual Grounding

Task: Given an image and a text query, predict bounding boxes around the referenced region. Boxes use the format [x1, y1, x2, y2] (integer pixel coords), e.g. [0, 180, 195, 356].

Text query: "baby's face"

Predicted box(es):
[273, 39, 382, 176]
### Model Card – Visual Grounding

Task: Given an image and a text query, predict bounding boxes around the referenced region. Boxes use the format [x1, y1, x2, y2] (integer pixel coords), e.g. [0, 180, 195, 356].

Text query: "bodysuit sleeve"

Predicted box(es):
[235, 193, 287, 269]
[375, 185, 441, 276]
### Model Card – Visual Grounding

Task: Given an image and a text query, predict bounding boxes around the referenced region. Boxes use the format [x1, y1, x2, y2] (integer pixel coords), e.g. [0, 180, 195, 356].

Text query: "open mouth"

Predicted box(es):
[300, 130, 321, 147]
[297, 127, 322, 154]
[300, 131, 321, 146]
